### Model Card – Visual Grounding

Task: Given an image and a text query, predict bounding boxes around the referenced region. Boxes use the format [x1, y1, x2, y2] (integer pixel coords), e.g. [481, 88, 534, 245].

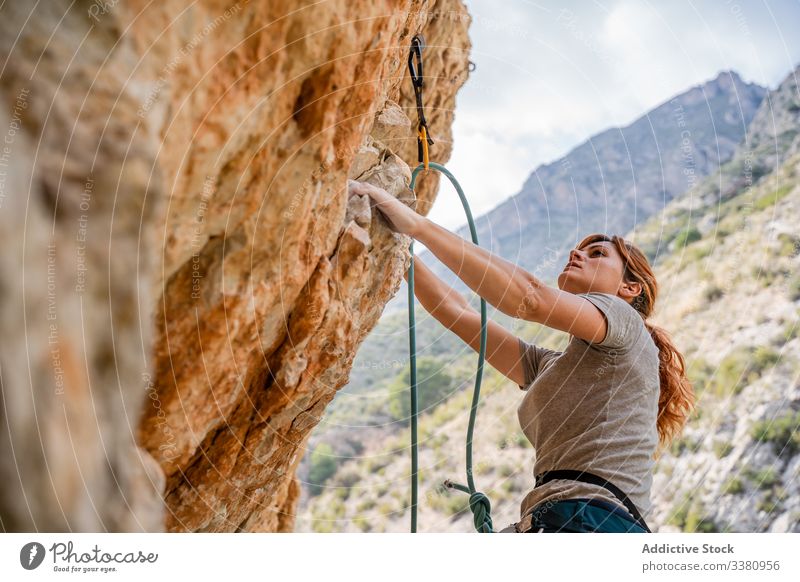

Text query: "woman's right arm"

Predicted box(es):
[408, 258, 526, 387]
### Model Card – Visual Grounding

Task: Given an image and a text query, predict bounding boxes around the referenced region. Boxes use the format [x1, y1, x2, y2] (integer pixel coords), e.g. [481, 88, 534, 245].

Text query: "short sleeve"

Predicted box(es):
[517, 337, 561, 391]
[579, 292, 642, 351]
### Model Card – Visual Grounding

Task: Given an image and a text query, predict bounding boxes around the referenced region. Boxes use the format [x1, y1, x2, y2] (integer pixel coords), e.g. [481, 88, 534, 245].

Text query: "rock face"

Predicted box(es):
[0, 0, 471, 532]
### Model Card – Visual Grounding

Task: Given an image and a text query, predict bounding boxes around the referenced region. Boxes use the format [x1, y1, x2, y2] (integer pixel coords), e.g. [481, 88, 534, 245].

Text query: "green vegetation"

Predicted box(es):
[686, 357, 714, 395]
[696, 346, 781, 397]
[387, 356, 458, 423]
[755, 265, 793, 289]
[756, 486, 787, 514]
[307, 443, 340, 496]
[712, 440, 734, 459]
[779, 316, 800, 343]
[750, 410, 800, 455]
[673, 226, 703, 248]
[777, 233, 800, 257]
[754, 184, 793, 211]
[498, 464, 515, 478]
[716, 213, 746, 239]
[721, 476, 744, 495]
[442, 494, 469, 520]
[669, 435, 701, 456]
[667, 493, 720, 532]
[514, 432, 532, 448]
[788, 275, 800, 301]
[687, 242, 714, 262]
[743, 466, 780, 490]
[753, 346, 781, 370]
[703, 283, 724, 302]
[356, 498, 376, 512]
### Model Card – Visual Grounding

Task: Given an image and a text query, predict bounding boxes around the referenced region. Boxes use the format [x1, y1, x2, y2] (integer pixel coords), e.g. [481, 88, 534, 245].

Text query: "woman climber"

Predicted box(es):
[347, 179, 696, 533]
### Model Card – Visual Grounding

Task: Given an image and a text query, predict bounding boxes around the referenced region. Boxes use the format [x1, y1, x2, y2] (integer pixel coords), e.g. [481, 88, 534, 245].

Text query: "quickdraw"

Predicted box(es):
[407, 34, 434, 169]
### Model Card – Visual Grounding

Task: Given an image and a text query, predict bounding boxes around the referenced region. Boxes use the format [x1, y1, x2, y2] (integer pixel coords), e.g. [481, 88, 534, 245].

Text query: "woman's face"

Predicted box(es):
[557, 240, 627, 295]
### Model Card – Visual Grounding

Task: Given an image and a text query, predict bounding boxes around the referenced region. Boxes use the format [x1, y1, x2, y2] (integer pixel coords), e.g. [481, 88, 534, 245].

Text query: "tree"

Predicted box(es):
[307, 442, 338, 496]
[387, 356, 456, 423]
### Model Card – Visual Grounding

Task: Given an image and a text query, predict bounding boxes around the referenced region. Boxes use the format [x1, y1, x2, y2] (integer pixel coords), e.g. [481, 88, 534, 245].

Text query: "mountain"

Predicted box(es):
[296, 64, 800, 533]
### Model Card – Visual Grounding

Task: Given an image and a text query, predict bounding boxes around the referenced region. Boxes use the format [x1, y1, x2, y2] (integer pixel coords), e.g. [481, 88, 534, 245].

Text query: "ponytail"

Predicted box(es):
[645, 321, 696, 460]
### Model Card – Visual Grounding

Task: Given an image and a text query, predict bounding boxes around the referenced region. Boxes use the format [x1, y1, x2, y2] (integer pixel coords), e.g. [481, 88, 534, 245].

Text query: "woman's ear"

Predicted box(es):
[619, 280, 642, 302]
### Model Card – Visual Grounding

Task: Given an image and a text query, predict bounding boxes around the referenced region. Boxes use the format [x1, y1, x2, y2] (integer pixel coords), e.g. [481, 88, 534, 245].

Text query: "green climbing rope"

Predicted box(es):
[407, 161, 493, 533]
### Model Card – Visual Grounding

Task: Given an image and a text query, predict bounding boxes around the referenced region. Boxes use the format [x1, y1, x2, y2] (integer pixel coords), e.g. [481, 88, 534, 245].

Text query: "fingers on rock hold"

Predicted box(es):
[345, 189, 372, 228]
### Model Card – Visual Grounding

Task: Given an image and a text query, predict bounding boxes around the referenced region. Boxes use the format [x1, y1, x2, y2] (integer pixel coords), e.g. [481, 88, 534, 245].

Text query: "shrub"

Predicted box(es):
[703, 284, 724, 303]
[365, 456, 392, 473]
[388, 356, 457, 423]
[688, 242, 713, 262]
[754, 184, 793, 211]
[307, 443, 339, 496]
[788, 275, 800, 301]
[498, 464, 515, 478]
[669, 494, 719, 532]
[752, 346, 781, 371]
[713, 441, 734, 459]
[333, 487, 351, 502]
[743, 466, 781, 490]
[750, 410, 800, 455]
[673, 226, 702, 248]
[442, 494, 469, 520]
[756, 490, 782, 514]
[706, 346, 771, 397]
[666, 495, 690, 528]
[777, 233, 800, 257]
[328, 497, 346, 521]
[687, 357, 714, 395]
[514, 432, 532, 448]
[670, 435, 701, 456]
[686, 512, 720, 533]
[721, 477, 744, 495]
[334, 468, 361, 488]
[780, 318, 800, 343]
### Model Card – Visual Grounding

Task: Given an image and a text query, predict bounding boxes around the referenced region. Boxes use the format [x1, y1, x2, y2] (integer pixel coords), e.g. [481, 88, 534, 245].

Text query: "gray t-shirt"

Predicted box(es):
[516, 291, 660, 523]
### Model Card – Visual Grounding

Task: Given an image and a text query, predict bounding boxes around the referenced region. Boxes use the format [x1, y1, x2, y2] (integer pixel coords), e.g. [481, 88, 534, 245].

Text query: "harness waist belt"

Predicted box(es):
[530, 469, 652, 533]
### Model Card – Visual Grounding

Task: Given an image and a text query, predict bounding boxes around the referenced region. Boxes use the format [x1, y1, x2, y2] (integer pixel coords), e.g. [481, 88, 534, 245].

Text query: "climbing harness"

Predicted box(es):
[533, 470, 652, 532]
[408, 34, 434, 169]
[405, 37, 493, 533]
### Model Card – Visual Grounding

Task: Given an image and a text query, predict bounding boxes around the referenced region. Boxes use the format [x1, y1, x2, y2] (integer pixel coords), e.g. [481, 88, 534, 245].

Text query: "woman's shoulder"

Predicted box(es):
[576, 292, 645, 352]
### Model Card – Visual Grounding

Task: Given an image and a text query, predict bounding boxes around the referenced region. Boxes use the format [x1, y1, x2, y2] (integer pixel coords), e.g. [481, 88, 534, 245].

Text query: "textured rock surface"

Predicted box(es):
[0, 1, 166, 532]
[0, 0, 471, 532]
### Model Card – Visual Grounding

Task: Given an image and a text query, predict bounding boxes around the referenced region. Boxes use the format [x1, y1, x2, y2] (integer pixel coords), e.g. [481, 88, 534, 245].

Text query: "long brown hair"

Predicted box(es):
[577, 233, 696, 461]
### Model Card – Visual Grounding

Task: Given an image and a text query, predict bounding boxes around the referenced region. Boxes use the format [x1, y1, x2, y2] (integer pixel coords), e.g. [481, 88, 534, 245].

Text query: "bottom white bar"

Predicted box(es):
[1, 533, 798, 581]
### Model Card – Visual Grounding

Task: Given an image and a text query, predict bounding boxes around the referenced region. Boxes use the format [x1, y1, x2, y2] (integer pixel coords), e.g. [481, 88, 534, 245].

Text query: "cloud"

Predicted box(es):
[424, 0, 800, 233]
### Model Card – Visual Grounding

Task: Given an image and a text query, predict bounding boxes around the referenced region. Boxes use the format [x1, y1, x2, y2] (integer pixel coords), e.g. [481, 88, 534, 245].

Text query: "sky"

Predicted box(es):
[422, 0, 800, 233]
